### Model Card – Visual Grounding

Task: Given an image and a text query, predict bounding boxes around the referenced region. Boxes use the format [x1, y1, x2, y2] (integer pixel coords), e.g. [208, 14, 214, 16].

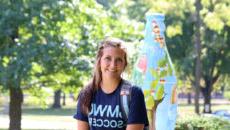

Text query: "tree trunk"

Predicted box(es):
[152, 109, 156, 130]
[148, 109, 154, 130]
[148, 99, 163, 130]
[201, 81, 212, 113]
[187, 92, 192, 104]
[52, 89, 61, 108]
[194, 0, 202, 114]
[203, 93, 212, 113]
[9, 87, 23, 130]
[148, 108, 156, 130]
[62, 92, 66, 106]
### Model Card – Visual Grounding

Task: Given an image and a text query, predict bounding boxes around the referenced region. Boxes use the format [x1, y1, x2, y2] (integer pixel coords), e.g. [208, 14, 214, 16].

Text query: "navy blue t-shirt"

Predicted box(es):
[73, 81, 149, 130]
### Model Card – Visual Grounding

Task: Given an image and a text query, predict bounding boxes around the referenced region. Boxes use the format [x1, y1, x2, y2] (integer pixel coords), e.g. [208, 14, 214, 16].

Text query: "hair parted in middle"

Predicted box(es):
[79, 37, 128, 115]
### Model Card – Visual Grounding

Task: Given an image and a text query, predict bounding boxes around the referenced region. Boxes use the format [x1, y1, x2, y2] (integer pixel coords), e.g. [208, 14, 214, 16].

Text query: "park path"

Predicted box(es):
[0, 114, 75, 130]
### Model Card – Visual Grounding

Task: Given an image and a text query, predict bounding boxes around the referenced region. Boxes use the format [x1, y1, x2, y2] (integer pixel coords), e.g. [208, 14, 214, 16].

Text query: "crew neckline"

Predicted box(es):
[100, 79, 123, 95]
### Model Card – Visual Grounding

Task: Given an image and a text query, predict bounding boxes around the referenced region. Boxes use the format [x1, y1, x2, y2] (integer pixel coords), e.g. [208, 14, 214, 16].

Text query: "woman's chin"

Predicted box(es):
[103, 73, 121, 80]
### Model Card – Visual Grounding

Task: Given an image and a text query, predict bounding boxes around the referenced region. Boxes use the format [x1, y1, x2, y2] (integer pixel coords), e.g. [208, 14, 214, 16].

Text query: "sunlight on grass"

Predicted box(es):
[1, 97, 229, 129]
[22, 107, 76, 116]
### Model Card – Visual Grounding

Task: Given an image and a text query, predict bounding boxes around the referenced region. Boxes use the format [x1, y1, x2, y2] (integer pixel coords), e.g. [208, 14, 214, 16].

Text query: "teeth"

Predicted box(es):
[108, 70, 116, 72]
[105, 69, 117, 72]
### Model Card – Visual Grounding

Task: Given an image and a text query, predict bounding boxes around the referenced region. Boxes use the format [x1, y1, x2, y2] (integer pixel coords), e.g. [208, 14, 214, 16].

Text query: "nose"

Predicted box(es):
[110, 59, 117, 68]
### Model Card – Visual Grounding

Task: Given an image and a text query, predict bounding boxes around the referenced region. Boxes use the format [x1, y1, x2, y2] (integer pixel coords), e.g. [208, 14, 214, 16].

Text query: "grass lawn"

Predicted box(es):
[0, 97, 77, 130]
[23, 107, 76, 116]
[0, 106, 76, 130]
[178, 98, 230, 117]
[0, 129, 52, 130]
[1, 112, 75, 129]
[0, 97, 229, 130]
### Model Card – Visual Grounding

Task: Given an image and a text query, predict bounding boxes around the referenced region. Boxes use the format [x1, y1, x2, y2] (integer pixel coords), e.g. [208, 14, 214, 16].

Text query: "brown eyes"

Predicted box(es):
[104, 56, 123, 64]
[116, 58, 123, 63]
[105, 57, 111, 61]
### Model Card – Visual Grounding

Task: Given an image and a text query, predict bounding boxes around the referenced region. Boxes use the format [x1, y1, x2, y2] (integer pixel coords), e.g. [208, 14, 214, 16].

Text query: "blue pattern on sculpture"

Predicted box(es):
[132, 13, 177, 130]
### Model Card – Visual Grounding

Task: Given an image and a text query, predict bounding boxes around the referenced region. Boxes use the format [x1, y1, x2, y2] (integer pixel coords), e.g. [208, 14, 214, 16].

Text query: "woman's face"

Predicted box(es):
[100, 47, 126, 80]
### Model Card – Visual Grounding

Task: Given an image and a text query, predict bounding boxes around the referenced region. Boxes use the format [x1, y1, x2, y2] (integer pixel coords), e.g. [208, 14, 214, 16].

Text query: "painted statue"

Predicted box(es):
[132, 13, 177, 130]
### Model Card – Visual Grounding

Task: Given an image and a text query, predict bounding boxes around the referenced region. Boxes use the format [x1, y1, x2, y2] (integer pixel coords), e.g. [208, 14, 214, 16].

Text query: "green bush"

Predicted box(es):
[176, 115, 230, 130]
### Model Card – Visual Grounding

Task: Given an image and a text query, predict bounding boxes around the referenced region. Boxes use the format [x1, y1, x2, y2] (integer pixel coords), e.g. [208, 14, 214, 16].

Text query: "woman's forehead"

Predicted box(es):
[102, 47, 126, 56]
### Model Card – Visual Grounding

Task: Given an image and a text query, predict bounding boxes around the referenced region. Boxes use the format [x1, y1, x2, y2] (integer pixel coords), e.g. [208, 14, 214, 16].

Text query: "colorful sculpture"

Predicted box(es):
[132, 13, 177, 130]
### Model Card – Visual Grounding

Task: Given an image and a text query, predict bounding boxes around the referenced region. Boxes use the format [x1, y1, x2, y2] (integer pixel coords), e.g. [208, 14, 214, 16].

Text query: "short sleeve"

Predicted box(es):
[73, 94, 88, 122]
[127, 87, 149, 126]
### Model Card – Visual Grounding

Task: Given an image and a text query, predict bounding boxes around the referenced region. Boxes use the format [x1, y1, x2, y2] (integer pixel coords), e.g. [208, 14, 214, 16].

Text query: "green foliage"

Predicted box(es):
[156, 84, 164, 100]
[0, 0, 68, 89]
[151, 80, 158, 89]
[150, 69, 158, 78]
[24, 87, 52, 108]
[0, 0, 143, 93]
[224, 91, 230, 100]
[158, 56, 167, 67]
[0, 2, 144, 129]
[126, 0, 151, 22]
[160, 70, 167, 77]
[176, 115, 230, 130]
[144, 90, 155, 109]
[145, 55, 173, 109]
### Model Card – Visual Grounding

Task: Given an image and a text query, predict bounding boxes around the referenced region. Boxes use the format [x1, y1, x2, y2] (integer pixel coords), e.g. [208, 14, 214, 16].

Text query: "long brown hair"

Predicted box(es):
[79, 37, 128, 115]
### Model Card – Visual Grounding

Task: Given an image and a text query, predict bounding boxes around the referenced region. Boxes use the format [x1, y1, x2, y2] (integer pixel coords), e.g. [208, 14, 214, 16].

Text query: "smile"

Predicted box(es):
[107, 70, 117, 72]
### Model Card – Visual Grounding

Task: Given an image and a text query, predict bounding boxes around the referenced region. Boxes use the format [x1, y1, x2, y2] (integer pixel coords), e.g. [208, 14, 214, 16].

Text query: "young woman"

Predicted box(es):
[74, 37, 149, 130]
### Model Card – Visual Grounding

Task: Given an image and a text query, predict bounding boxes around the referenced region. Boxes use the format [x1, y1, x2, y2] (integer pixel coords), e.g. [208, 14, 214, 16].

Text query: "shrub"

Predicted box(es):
[176, 115, 230, 130]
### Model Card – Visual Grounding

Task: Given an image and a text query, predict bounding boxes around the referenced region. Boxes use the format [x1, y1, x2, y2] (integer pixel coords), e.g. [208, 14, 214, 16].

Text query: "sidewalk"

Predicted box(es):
[0, 114, 75, 130]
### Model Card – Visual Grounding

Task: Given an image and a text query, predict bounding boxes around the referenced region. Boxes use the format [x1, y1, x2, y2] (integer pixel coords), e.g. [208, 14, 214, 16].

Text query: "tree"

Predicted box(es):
[199, 1, 230, 113]
[164, 0, 230, 113]
[0, 1, 67, 129]
[0, 0, 144, 129]
[0, 0, 92, 129]
[52, 89, 62, 108]
[131, 0, 230, 113]
[194, 0, 202, 114]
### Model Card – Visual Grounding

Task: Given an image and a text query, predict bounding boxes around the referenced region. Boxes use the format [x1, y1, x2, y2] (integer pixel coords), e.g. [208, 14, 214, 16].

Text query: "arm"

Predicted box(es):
[126, 124, 144, 130]
[77, 120, 90, 130]
[74, 93, 90, 130]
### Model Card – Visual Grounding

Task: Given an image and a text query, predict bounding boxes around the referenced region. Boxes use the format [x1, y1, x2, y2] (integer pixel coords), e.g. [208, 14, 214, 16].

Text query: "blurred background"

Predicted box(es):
[0, 0, 230, 130]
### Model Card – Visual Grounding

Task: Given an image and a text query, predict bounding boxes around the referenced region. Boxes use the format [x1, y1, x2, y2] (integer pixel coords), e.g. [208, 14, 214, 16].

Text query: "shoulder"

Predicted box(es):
[121, 79, 132, 87]
[121, 79, 143, 95]
[78, 83, 93, 98]
[131, 86, 144, 97]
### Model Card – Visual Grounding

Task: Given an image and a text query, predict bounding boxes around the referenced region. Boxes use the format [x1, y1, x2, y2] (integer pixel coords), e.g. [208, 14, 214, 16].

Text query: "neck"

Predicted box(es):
[101, 77, 121, 94]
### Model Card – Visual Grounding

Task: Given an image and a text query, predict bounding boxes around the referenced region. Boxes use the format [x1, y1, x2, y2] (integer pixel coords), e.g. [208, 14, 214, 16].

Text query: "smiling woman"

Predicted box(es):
[100, 46, 126, 93]
[73, 37, 149, 130]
